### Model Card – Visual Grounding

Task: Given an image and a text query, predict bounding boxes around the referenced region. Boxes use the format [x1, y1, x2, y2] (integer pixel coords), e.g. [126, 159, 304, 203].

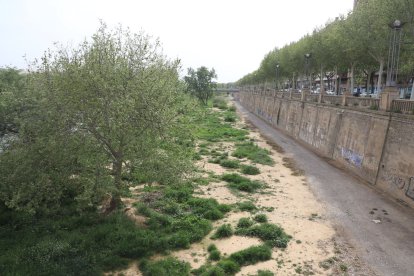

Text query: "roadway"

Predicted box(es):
[235, 101, 414, 276]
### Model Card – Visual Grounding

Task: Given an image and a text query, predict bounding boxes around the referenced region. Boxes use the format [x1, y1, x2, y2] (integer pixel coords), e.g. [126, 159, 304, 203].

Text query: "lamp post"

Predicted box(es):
[276, 63, 280, 91]
[304, 53, 311, 90]
[386, 19, 403, 87]
[380, 19, 404, 110]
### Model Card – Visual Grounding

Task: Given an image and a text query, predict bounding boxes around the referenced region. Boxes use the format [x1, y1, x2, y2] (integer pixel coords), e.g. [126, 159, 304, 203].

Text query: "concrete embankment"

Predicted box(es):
[237, 91, 414, 209]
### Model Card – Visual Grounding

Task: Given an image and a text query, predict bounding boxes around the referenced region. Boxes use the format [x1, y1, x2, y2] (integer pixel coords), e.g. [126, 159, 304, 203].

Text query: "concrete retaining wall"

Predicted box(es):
[238, 91, 414, 208]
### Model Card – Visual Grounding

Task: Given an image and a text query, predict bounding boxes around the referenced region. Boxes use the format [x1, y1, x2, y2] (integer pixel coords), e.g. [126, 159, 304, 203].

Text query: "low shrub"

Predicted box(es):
[212, 97, 228, 110]
[208, 249, 221, 261]
[237, 217, 254, 229]
[211, 224, 233, 239]
[217, 259, 240, 274]
[207, 244, 218, 252]
[253, 214, 268, 223]
[139, 257, 191, 276]
[240, 165, 260, 175]
[222, 173, 263, 193]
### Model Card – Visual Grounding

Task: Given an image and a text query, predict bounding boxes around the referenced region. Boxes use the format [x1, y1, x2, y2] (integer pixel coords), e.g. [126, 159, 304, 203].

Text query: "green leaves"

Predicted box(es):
[184, 66, 217, 105]
[0, 22, 194, 213]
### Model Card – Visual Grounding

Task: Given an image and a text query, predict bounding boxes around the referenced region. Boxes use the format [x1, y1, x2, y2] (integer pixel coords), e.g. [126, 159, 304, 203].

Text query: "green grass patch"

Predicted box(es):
[223, 112, 237, 122]
[237, 201, 258, 212]
[257, 270, 275, 276]
[211, 224, 233, 240]
[232, 142, 274, 165]
[240, 164, 260, 175]
[222, 173, 264, 193]
[219, 159, 240, 169]
[208, 249, 221, 261]
[207, 244, 218, 252]
[237, 217, 254, 229]
[0, 183, 232, 275]
[235, 223, 291, 248]
[193, 245, 271, 275]
[212, 97, 228, 110]
[139, 257, 191, 276]
[192, 110, 247, 142]
[228, 106, 237, 112]
[228, 245, 272, 266]
[253, 214, 268, 223]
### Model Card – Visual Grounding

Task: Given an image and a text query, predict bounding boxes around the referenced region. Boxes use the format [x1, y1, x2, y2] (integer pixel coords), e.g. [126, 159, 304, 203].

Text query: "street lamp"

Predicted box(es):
[386, 19, 404, 87]
[304, 53, 312, 89]
[276, 63, 280, 90]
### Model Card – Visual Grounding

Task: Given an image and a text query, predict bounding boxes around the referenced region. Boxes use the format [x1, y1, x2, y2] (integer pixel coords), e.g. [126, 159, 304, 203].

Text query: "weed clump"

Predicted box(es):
[235, 223, 291, 248]
[222, 173, 264, 193]
[219, 159, 240, 169]
[208, 249, 221, 261]
[193, 245, 271, 275]
[224, 113, 237, 122]
[228, 245, 272, 266]
[254, 214, 268, 223]
[212, 97, 228, 110]
[192, 264, 226, 276]
[228, 106, 236, 112]
[240, 164, 260, 175]
[237, 201, 258, 212]
[217, 259, 240, 274]
[232, 142, 274, 165]
[237, 217, 254, 229]
[139, 257, 190, 276]
[257, 270, 275, 276]
[211, 224, 233, 239]
[282, 157, 304, 176]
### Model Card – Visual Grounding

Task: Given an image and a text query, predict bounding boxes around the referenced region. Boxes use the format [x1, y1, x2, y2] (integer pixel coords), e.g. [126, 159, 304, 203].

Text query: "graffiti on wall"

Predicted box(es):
[382, 169, 414, 200]
[341, 147, 363, 168]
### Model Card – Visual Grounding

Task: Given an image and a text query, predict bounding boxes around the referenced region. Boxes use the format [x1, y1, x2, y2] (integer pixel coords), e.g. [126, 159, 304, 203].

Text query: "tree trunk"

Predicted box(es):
[350, 65, 355, 94]
[113, 159, 123, 190]
[377, 60, 384, 96]
[320, 65, 325, 94]
[346, 68, 351, 93]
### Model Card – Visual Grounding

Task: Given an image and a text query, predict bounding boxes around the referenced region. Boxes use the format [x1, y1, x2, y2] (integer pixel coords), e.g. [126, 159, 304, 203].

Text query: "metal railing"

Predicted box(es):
[238, 87, 412, 115]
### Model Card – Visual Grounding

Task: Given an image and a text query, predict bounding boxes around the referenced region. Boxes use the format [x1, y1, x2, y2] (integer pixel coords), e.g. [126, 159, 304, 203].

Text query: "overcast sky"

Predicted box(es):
[0, 0, 354, 82]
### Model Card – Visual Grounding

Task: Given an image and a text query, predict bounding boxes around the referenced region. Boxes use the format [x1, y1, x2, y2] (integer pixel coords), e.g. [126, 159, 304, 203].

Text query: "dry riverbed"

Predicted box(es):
[111, 101, 360, 276]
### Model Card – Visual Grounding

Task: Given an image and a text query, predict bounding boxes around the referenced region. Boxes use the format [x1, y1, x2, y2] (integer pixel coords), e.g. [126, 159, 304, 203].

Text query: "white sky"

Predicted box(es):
[0, 0, 353, 82]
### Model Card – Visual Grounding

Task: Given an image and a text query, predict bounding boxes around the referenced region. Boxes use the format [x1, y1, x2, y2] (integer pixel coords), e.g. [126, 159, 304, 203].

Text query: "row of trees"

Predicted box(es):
[0, 23, 206, 214]
[237, 0, 414, 94]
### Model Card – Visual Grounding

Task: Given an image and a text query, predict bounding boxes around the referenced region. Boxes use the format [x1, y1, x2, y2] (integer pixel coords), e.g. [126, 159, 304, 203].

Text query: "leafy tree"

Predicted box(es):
[0, 67, 26, 134]
[0, 23, 193, 213]
[184, 66, 217, 105]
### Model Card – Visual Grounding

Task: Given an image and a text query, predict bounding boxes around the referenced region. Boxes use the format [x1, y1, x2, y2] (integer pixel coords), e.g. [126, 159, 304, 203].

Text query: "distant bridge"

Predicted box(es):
[215, 88, 239, 93]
